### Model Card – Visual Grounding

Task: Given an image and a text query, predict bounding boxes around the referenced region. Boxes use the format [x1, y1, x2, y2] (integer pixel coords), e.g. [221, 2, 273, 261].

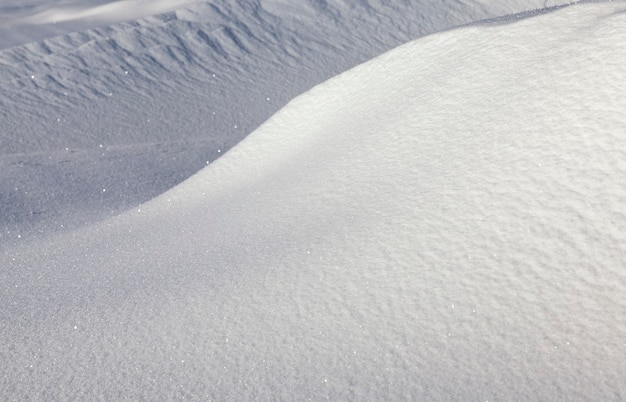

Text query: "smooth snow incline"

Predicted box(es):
[1, 2, 625, 400]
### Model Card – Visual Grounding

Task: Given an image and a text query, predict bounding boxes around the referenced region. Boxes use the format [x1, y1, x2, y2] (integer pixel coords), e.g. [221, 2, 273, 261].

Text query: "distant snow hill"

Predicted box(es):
[0, 0, 572, 241]
[1, 1, 625, 400]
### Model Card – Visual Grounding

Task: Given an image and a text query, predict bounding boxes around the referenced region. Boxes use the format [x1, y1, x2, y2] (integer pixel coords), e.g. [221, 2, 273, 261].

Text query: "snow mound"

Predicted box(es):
[1, 1, 625, 400]
[0, 0, 572, 241]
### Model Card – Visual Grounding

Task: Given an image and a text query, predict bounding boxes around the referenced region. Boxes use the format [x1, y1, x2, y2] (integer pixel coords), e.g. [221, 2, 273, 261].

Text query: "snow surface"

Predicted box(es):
[0, 0, 200, 49]
[1, 0, 573, 241]
[4, 0, 200, 26]
[2, 0, 626, 400]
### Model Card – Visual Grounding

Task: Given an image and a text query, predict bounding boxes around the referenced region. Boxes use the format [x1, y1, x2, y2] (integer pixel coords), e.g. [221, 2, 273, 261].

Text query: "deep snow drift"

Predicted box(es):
[0, 0, 573, 241]
[1, 1, 625, 400]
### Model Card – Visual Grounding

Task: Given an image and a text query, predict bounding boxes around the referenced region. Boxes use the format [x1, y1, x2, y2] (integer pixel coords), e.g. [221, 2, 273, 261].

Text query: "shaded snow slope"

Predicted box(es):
[0, 0, 201, 49]
[5, 0, 200, 26]
[2, 2, 625, 400]
[0, 0, 572, 242]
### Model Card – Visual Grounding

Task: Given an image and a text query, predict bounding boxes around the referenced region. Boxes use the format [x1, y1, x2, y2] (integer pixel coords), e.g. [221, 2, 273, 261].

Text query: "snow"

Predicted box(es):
[0, 0, 573, 240]
[5, 0, 200, 26]
[1, 0, 626, 400]
[0, 0, 200, 49]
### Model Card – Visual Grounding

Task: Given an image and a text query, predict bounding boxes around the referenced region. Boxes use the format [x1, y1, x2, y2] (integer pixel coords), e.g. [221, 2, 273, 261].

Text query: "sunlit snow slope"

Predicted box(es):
[2, 1, 625, 400]
[0, 0, 572, 242]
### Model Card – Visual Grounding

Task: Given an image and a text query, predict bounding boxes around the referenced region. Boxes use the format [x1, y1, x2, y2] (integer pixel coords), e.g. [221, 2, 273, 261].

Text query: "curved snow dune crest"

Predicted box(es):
[0, 0, 574, 240]
[154, 1, 626, 216]
[2, 2, 626, 400]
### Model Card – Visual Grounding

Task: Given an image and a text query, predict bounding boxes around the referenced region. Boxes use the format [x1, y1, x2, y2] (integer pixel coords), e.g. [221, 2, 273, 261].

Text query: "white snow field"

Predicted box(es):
[0, 0, 573, 241]
[1, 1, 626, 400]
